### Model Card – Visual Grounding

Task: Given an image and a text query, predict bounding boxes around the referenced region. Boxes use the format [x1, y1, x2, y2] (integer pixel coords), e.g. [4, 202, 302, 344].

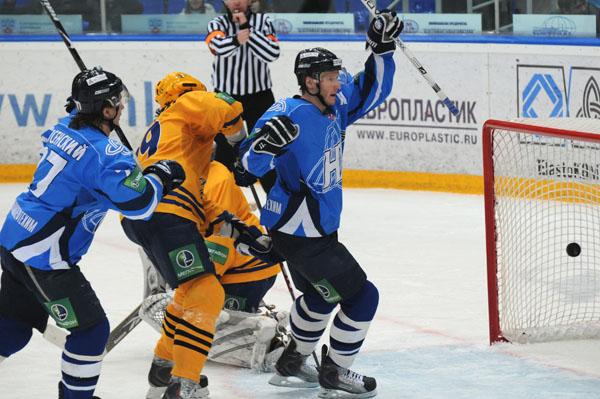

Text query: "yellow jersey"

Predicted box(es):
[136, 90, 244, 234]
[204, 161, 280, 284]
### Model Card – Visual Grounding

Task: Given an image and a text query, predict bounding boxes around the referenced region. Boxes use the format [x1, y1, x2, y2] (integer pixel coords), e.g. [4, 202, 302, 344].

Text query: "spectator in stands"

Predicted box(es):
[107, 0, 143, 32]
[513, 0, 559, 14]
[181, 0, 217, 15]
[299, 0, 333, 12]
[558, 0, 592, 14]
[48, 0, 101, 32]
[0, 0, 17, 14]
[1, 0, 48, 15]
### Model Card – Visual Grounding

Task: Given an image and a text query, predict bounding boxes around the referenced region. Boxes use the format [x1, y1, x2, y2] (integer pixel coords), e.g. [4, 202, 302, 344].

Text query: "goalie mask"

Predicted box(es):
[71, 67, 128, 115]
[155, 71, 207, 110]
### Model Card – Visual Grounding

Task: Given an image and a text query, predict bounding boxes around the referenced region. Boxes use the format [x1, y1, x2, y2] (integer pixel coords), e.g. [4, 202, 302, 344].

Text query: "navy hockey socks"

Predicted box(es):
[0, 315, 32, 357]
[60, 318, 109, 399]
[329, 280, 379, 368]
[289, 294, 336, 355]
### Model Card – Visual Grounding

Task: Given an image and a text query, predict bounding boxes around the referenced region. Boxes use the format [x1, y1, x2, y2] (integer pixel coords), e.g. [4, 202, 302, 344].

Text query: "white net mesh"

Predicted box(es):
[491, 118, 600, 343]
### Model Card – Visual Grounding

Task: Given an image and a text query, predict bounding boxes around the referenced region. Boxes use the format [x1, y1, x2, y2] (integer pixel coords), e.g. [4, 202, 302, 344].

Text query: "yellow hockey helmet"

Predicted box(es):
[155, 72, 207, 109]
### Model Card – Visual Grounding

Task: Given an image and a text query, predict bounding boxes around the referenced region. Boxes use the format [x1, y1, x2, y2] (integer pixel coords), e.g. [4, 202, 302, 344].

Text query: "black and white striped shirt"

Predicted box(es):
[206, 12, 280, 96]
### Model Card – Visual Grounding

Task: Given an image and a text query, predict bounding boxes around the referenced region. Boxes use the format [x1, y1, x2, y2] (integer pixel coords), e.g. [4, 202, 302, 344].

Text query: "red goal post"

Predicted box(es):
[483, 118, 600, 345]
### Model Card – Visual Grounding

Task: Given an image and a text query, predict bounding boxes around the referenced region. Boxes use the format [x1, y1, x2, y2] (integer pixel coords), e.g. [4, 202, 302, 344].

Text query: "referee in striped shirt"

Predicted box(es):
[206, 0, 279, 192]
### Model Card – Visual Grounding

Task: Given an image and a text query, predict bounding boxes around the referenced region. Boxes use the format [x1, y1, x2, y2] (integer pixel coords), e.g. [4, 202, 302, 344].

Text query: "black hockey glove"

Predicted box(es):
[143, 160, 185, 195]
[212, 211, 283, 264]
[366, 10, 403, 55]
[250, 115, 299, 157]
[233, 158, 258, 187]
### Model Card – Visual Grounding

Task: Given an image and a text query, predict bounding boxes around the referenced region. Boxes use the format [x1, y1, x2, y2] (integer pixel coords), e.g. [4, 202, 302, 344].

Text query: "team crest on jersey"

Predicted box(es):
[169, 244, 205, 281]
[267, 100, 286, 113]
[306, 121, 343, 194]
[105, 138, 132, 156]
[82, 209, 107, 233]
[44, 298, 79, 329]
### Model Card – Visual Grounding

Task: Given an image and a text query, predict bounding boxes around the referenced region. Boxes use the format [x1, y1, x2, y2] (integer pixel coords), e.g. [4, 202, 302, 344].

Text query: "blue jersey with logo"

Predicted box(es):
[241, 53, 395, 236]
[0, 115, 163, 270]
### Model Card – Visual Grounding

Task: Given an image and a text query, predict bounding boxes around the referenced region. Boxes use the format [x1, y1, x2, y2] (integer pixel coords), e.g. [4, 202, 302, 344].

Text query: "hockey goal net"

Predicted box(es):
[483, 118, 600, 344]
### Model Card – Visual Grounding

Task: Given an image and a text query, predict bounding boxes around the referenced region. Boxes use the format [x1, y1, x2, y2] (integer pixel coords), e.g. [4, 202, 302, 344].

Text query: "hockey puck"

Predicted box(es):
[566, 242, 581, 257]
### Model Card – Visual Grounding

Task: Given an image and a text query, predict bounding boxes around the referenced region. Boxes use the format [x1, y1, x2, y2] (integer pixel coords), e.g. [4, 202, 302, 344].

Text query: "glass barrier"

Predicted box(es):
[0, 0, 598, 37]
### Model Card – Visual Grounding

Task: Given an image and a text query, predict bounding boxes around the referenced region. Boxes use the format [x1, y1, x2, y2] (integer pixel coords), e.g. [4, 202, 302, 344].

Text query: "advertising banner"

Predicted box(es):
[268, 13, 355, 34]
[0, 15, 82, 35]
[0, 40, 598, 185]
[121, 14, 212, 34]
[513, 14, 597, 37]
[401, 13, 482, 35]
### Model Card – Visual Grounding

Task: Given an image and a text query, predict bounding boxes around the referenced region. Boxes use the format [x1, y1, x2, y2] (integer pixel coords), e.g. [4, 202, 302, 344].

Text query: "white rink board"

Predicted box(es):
[0, 40, 599, 175]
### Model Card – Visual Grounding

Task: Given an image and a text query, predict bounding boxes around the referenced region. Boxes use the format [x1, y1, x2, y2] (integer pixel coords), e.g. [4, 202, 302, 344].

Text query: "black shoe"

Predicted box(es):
[268, 339, 319, 388]
[318, 345, 377, 398]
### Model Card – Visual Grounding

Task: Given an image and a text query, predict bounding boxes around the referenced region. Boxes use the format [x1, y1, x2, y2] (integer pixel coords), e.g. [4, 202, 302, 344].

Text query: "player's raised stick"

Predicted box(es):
[359, 0, 460, 115]
[39, 0, 135, 150]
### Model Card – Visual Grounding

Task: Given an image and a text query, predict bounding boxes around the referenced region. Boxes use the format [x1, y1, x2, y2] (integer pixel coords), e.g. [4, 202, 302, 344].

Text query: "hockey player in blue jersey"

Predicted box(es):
[0, 68, 185, 399]
[240, 10, 403, 398]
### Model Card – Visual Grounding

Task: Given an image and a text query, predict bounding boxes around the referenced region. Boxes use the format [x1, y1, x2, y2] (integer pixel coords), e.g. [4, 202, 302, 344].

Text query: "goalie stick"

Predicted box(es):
[39, 0, 134, 151]
[359, 0, 460, 115]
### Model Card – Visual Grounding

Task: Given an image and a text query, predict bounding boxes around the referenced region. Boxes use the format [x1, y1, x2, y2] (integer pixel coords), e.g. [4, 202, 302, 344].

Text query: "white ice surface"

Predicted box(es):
[0, 184, 599, 398]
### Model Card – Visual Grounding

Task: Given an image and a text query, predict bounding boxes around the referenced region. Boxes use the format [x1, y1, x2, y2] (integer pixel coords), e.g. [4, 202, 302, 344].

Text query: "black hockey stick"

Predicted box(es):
[40, 0, 143, 353]
[39, 0, 134, 151]
[359, 0, 459, 115]
[43, 304, 143, 354]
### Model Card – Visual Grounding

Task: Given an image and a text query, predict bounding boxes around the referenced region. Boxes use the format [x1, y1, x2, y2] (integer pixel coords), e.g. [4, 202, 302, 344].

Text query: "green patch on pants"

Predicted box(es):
[312, 278, 342, 303]
[169, 244, 206, 281]
[44, 297, 79, 329]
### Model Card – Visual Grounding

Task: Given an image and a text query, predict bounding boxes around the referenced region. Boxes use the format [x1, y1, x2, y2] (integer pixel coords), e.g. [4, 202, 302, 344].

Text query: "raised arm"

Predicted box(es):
[247, 15, 280, 62]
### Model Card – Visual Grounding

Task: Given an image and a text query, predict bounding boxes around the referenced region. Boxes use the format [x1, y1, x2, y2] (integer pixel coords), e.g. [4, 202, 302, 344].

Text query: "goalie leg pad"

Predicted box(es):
[209, 307, 290, 372]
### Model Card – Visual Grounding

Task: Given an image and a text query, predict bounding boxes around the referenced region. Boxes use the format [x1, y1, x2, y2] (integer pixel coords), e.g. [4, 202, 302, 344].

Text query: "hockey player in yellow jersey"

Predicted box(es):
[139, 160, 288, 392]
[121, 72, 281, 399]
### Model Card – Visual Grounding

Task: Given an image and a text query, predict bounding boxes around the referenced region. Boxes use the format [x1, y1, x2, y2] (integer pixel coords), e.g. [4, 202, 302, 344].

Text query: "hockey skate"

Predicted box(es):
[146, 356, 208, 399]
[268, 339, 319, 388]
[318, 345, 377, 398]
[162, 376, 209, 399]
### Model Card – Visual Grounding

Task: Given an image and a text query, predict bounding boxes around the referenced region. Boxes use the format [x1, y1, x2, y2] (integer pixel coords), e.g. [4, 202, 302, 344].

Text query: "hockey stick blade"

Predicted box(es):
[359, 0, 459, 115]
[104, 304, 143, 353]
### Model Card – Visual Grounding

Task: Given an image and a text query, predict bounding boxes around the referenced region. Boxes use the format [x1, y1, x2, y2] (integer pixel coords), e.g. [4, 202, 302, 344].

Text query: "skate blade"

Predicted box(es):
[268, 373, 319, 388]
[146, 385, 167, 399]
[318, 388, 378, 398]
